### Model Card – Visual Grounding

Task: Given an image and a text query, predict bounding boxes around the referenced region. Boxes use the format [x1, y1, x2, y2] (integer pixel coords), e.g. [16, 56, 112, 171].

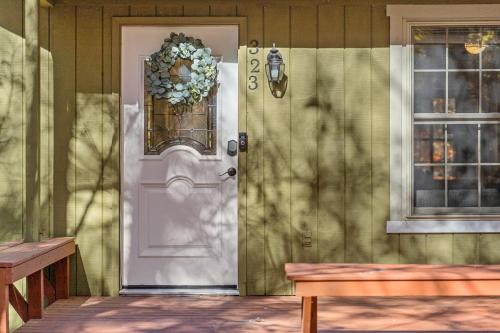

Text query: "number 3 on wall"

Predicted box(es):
[248, 75, 258, 90]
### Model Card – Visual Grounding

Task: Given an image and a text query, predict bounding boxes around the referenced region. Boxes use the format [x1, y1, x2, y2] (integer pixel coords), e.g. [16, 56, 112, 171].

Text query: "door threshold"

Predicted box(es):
[119, 288, 239, 296]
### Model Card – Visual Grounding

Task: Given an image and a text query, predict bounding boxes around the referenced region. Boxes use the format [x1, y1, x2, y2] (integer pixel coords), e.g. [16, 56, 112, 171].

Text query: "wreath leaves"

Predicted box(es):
[146, 32, 218, 106]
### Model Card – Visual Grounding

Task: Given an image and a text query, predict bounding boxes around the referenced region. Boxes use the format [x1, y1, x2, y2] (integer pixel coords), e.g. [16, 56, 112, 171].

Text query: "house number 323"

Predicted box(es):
[248, 39, 260, 90]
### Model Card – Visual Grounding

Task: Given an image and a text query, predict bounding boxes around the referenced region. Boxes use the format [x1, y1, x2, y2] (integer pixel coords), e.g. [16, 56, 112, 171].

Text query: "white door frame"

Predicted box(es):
[111, 16, 247, 293]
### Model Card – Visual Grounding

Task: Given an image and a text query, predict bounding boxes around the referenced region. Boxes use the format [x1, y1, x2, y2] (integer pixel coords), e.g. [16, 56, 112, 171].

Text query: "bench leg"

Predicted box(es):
[301, 296, 317, 333]
[0, 284, 8, 333]
[55, 257, 69, 299]
[27, 270, 43, 319]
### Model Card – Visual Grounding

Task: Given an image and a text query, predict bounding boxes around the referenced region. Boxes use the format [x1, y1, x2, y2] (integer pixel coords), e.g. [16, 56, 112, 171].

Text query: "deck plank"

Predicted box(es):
[16, 295, 500, 332]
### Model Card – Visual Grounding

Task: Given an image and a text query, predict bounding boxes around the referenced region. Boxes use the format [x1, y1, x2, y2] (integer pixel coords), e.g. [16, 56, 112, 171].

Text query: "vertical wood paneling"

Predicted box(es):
[426, 234, 453, 263]
[237, 18, 248, 296]
[0, 0, 25, 244]
[263, 5, 291, 295]
[183, 4, 209, 16]
[34, 0, 500, 297]
[40, 6, 54, 240]
[130, 5, 156, 16]
[239, 4, 265, 295]
[0, 2, 27, 329]
[75, 6, 103, 296]
[371, 5, 398, 263]
[453, 234, 478, 264]
[400, 235, 427, 264]
[210, 4, 237, 16]
[102, 5, 129, 296]
[156, 4, 183, 16]
[290, 6, 318, 264]
[479, 234, 500, 264]
[344, 5, 373, 263]
[317, 4, 345, 263]
[24, 0, 41, 242]
[51, 4, 77, 295]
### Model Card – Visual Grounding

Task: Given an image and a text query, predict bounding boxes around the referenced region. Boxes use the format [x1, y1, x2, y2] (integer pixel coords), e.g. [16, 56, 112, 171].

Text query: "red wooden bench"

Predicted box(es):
[0, 237, 75, 333]
[285, 263, 500, 333]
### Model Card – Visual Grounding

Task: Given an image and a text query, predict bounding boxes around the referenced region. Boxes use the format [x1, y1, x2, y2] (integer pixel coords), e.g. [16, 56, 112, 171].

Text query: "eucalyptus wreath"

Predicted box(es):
[146, 32, 218, 106]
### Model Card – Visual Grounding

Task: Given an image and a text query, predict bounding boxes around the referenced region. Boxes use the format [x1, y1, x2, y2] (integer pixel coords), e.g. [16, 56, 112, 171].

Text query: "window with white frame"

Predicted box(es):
[388, 5, 500, 233]
[412, 25, 500, 215]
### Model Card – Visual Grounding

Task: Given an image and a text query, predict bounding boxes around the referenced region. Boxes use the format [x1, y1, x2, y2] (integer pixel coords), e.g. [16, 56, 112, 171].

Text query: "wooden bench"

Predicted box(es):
[0, 237, 75, 333]
[285, 263, 500, 333]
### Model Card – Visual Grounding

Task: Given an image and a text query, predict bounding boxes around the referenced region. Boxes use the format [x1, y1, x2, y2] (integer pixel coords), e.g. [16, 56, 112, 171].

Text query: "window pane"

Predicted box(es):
[448, 72, 479, 113]
[448, 27, 480, 69]
[447, 124, 478, 163]
[413, 27, 446, 70]
[414, 72, 446, 113]
[481, 124, 500, 163]
[448, 166, 478, 207]
[414, 124, 445, 163]
[482, 28, 500, 69]
[481, 166, 500, 207]
[414, 166, 445, 207]
[482, 72, 500, 113]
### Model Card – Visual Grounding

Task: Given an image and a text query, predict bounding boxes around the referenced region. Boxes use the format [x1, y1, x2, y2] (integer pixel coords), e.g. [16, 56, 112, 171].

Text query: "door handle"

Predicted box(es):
[219, 167, 237, 177]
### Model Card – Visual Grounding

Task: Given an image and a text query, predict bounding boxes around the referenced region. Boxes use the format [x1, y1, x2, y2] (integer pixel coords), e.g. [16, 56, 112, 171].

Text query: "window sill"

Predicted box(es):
[387, 220, 500, 234]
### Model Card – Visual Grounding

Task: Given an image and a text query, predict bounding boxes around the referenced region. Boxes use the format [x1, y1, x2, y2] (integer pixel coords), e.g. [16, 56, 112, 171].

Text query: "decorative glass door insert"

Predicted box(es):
[144, 59, 219, 155]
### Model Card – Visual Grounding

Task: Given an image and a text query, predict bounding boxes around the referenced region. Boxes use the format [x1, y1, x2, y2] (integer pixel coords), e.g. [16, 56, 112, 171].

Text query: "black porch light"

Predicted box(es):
[265, 43, 285, 83]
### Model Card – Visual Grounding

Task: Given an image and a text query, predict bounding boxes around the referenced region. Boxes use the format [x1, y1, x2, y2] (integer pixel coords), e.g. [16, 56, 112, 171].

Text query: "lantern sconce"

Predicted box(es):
[265, 43, 287, 98]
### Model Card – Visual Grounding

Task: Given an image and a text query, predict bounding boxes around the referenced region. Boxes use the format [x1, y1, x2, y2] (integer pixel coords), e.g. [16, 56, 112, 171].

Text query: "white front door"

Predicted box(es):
[121, 26, 239, 290]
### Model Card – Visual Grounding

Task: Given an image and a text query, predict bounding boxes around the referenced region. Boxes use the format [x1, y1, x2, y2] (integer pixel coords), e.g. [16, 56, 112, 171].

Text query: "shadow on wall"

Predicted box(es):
[0, 25, 25, 244]
[244, 45, 415, 295]
[53, 92, 119, 295]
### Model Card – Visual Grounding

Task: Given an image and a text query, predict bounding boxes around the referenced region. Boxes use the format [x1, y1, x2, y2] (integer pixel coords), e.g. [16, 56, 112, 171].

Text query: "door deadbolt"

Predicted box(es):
[227, 140, 238, 156]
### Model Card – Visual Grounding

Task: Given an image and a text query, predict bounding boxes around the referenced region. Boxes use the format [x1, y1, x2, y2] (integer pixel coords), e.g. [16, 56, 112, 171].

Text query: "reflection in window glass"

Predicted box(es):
[447, 124, 478, 163]
[482, 72, 500, 113]
[482, 28, 500, 69]
[413, 27, 446, 70]
[414, 73, 446, 113]
[414, 124, 445, 163]
[448, 72, 479, 113]
[481, 166, 500, 207]
[412, 25, 500, 214]
[448, 27, 480, 69]
[448, 166, 478, 207]
[414, 166, 445, 207]
[481, 124, 500, 163]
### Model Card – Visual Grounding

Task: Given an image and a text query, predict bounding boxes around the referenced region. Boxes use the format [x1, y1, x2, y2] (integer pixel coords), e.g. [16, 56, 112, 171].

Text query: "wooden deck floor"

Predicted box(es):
[16, 296, 500, 332]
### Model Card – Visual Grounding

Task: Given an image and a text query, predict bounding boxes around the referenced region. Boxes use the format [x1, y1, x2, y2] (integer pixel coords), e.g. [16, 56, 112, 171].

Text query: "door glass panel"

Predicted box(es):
[144, 60, 218, 155]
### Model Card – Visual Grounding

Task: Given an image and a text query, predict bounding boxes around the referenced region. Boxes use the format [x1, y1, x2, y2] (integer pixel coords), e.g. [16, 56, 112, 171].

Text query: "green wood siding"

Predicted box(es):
[3, 0, 500, 298]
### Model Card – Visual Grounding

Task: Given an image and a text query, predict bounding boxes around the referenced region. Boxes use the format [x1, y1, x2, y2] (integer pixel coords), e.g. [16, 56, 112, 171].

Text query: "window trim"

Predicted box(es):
[387, 5, 500, 233]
